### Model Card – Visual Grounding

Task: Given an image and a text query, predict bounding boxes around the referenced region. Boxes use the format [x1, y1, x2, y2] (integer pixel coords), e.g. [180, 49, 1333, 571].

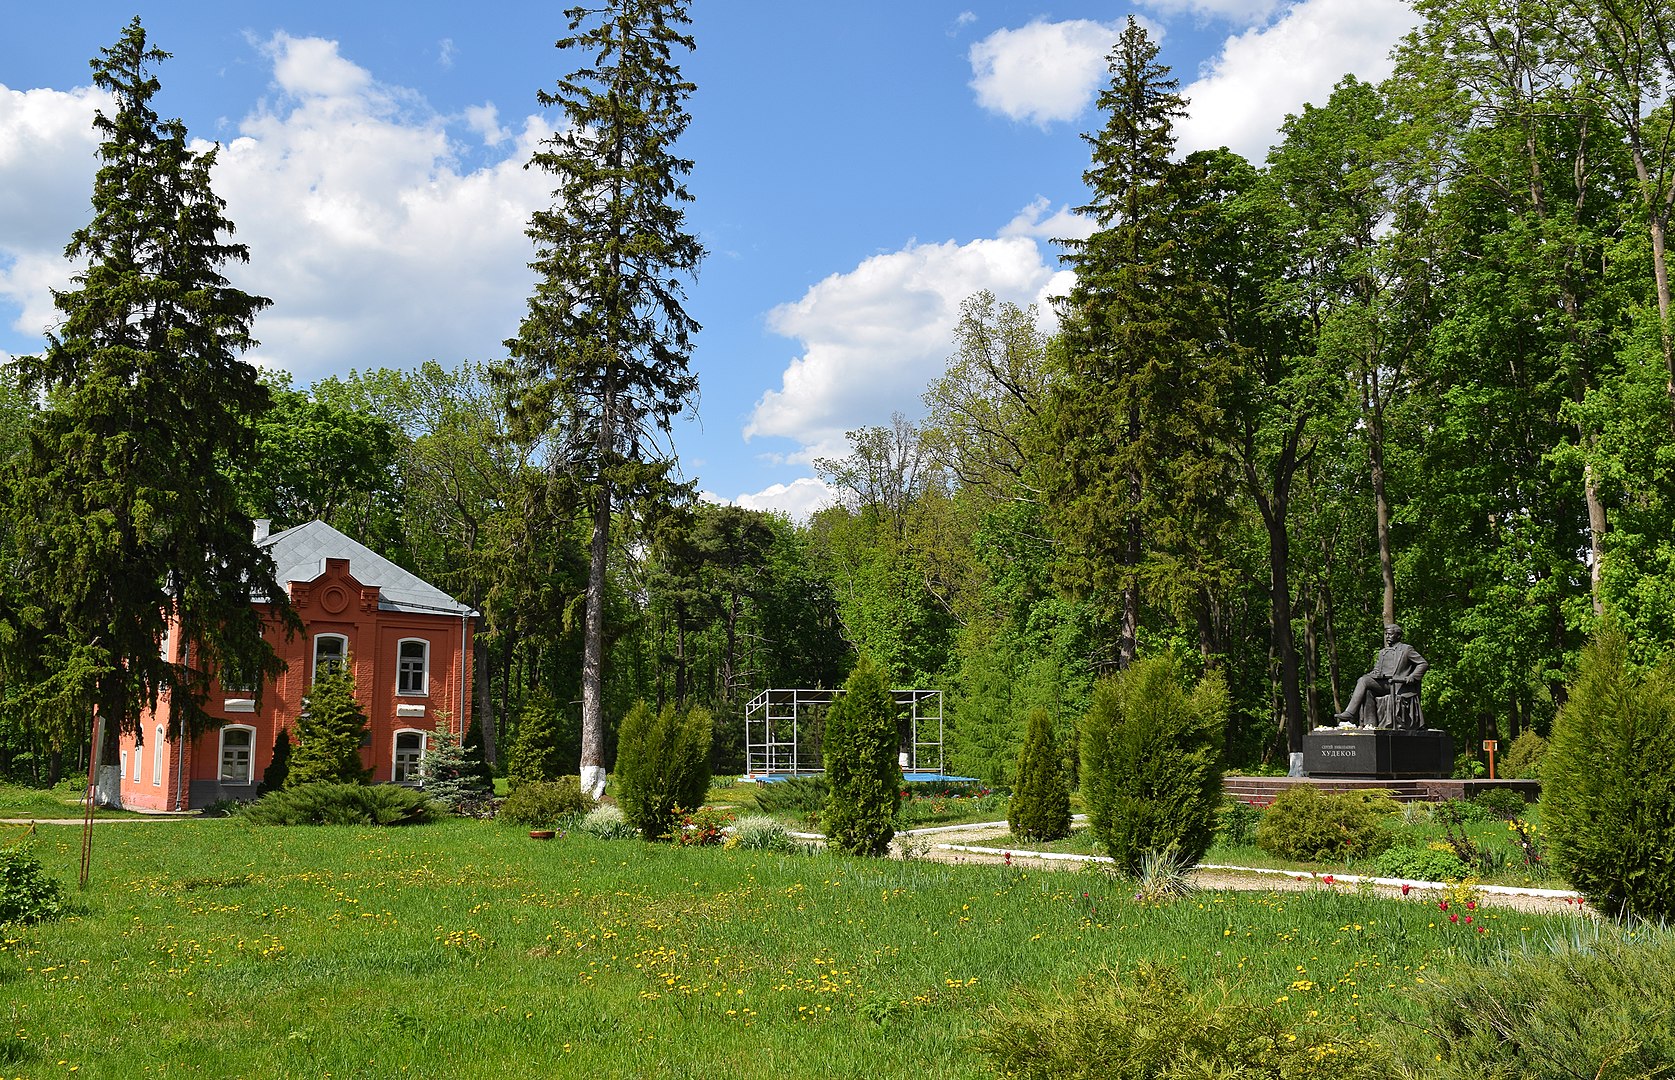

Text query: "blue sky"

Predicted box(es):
[1, 1, 1416, 517]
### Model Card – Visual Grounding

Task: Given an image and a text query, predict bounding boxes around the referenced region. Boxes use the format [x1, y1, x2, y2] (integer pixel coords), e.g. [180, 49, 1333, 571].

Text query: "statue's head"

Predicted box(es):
[1385, 623, 1403, 644]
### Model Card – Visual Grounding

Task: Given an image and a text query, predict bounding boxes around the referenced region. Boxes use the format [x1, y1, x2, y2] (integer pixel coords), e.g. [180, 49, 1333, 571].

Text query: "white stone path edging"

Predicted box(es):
[892, 817, 1582, 901]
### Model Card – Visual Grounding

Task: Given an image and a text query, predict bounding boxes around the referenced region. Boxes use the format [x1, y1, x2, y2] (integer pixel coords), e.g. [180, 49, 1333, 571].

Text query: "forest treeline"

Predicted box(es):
[4, 3, 1675, 786]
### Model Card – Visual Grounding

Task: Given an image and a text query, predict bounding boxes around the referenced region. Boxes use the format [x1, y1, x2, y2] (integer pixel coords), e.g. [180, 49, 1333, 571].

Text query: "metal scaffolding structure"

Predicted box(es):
[742, 687, 944, 779]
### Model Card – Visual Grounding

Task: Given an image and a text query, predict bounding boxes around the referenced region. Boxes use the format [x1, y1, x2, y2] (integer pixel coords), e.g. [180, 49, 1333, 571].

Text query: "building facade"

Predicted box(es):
[116, 520, 476, 811]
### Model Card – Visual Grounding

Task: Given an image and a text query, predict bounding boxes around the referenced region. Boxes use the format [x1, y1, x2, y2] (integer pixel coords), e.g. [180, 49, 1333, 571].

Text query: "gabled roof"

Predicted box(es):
[259, 520, 476, 618]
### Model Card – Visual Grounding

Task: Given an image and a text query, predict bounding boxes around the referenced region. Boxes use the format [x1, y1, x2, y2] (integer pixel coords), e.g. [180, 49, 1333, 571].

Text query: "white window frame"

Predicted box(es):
[219, 725, 256, 786]
[120, 750, 129, 781]
[397, 639, 430, 696]
[392, 728, 427, 784]
[153, 725, 164, 786]
[313, 634, 348, 683]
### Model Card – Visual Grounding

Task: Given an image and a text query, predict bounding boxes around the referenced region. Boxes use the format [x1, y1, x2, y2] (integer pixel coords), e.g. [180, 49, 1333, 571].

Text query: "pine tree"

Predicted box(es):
[0, 18, 291, 804]
[1008, 708, 1071, 842]
[288, 662, 372, 786]
[822, 658, 901, 857]
[498, 1, 703, 800]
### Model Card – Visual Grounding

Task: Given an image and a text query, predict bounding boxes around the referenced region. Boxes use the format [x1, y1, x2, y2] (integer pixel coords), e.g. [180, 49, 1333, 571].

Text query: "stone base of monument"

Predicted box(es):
[1303, 727, 1454, 779]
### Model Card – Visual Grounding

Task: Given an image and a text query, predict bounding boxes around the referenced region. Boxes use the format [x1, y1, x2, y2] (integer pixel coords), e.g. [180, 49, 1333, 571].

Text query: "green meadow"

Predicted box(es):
[2, 817, 1593, 1078]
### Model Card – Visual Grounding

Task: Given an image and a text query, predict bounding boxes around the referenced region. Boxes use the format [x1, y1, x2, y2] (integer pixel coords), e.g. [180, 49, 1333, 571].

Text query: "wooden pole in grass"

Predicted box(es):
[79, 714, 98, 888]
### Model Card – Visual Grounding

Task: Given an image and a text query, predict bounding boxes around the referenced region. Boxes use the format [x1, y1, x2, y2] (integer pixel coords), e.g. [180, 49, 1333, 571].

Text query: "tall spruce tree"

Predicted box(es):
[1041, 17, 1235, 669]
[0, 19, 289, 806]
[499, 1, 703, 799]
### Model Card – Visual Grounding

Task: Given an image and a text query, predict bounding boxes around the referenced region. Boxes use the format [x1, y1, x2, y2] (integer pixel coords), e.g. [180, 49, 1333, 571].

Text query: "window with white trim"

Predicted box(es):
[120, 751, 128, 781]
[153, 726, 164, 786]
[313, 634, 348, 683]
[393, 729, 426, 784]
[397, 639, 429, 696]
[219, 726, 255, 785]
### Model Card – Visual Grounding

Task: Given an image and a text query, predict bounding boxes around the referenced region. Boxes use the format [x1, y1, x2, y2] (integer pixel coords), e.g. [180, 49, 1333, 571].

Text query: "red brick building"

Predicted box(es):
[116, 520, 476, 811]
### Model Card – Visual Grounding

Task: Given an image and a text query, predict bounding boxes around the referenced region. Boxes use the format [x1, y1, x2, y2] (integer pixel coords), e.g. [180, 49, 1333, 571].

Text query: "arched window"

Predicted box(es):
[153, 726, 164, 786]
[397, 639, 430, 696]
[393, 729, 427, 784]
[219, 726, 256, 785]
[313, 634, 348, 683]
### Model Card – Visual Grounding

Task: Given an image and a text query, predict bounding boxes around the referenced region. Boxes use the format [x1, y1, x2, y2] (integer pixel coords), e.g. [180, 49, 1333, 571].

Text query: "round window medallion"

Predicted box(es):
[320, 585, 350, 614]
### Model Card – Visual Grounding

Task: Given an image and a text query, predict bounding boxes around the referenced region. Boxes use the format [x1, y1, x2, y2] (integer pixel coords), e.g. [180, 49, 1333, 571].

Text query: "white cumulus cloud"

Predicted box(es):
[968, 18, 1131, 126]
[708, 477, 836, 522]
[745, 225, 1071, 467]
[1177, 0, 1417, 161]
[0, 34, 554, 383]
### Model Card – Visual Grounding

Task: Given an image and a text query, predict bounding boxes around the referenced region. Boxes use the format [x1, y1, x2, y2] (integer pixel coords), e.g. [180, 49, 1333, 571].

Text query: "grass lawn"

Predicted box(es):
[2, 816, 1592, 1078]
[0, 781, 149, 820]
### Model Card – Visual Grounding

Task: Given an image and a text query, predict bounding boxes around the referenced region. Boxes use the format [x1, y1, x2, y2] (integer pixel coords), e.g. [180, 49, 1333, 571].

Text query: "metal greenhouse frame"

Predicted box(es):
[742, 687, 944, 779]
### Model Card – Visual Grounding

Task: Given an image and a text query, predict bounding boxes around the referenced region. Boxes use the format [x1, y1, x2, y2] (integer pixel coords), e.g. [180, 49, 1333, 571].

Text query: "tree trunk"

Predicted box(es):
[1370, 415, 1396, 627]
[474, 635, 496, 766]
[579, 481, 612, 800]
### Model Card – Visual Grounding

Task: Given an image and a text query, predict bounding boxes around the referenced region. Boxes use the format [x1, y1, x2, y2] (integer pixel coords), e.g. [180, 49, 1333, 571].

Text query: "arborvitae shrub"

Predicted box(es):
[257, 727, 291, 794]
[1543, 628, 1675, 920]
[614, 701, 713, 842]
[1254, 786, 1394, 862]
[287, 661, 373, 786]
[1009, 707, 1071, 841]
[977, 961, 1391, 1080]
[1079, 655, 1226, 873]
[421, 720, 495, 814]
[822, 657, 901, 857]
[505, 696, 564, 790]
[1499, 729, 1547, 780]
[497, 777, 593, 828]
[237, 781, 433, 826]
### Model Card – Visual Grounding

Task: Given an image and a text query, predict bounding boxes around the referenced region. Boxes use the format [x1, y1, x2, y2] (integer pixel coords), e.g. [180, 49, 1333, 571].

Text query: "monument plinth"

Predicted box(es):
[1303, 727, 1453, 779]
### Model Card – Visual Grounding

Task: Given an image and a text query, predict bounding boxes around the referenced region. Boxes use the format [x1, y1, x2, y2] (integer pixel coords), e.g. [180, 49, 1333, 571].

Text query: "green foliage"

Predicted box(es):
[1544, 629, 1675, 920]
[1253, 787, 1395, 863]
[822, 658, 901, 857]
[497, 778, 593, 828]
[505, 697, 565, 791]
[1372, 844, 1471, 883]
[237, 782, 433, 826]
[1079, 656, 1227, 873]
[257, 728, 290, 796]
[0, 842, 67, 926]
[614, 701, 713, 842]
[671, 805, 734, 846]
[0, 17, 291, 777]
[1404, 930, 1675, 1078]
[576, 804, 636, 840]
[287, 663, 372, 787]
[421, 720, 494, 814]
[1500, 729, 1548, 780]
[1469, 787, 1529, 819]
[1216, 798, 1261, 847]
[751, 776, 829, 815]
[977, 961, 1391, 1079]
[1008, 708, 1071, 842]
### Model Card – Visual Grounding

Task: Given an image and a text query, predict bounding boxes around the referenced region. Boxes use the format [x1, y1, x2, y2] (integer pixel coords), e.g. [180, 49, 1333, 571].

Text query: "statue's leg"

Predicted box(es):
[1336, 675, 1376, 723]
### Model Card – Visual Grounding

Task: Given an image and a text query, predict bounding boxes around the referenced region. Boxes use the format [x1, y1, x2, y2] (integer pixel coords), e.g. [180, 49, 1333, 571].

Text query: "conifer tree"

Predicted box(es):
[822, 658, 901, 857]
[287, 662, 372, 786]
[505, 696, 565, 790]
[420, 718, 494, 813]
[498, 1, 703, 800]
[0, 18, 290, 803]
[1008, 708, 1071, 842]
[258, 728, 291, 795]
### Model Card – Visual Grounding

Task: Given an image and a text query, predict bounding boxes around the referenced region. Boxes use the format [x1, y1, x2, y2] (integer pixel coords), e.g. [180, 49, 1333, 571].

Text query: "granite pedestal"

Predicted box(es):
[1303, 727, 1454, 779]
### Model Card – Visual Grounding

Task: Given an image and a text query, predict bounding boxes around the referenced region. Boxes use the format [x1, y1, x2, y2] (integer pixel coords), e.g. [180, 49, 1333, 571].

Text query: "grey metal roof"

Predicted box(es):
[259, 520, 476, 617]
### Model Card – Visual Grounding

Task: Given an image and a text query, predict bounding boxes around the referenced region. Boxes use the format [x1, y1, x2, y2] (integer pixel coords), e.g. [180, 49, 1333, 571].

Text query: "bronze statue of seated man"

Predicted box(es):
[1334, 623, 1427, 729]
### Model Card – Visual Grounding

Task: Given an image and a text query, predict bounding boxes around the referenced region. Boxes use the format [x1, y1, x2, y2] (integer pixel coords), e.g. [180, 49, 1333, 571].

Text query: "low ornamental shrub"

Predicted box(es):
[822, 658, 901, 857]
[1469, 787, 1529, 820]
[237, 782, 434, 826]
[671, 805, 734, 846]
[0, 842, 67, 926]
[1544, 627, 1675, 920]
[1216, 798, 1261, 847]
[977, 961, 1392, 1080]
[1372, 844, 1472, 883]
[1253, 786, 1394, 863]
[614, 701, 713, 842]
[1079, 655, 1227, 874]
[1499, 729, 1548, 780]
[1008, 707, 1072, 842]
[497, 777, 594, 828]
[576, 805, 636, 840]
[752, 775, 828, 815]
[1401, 929, 1675, 1077]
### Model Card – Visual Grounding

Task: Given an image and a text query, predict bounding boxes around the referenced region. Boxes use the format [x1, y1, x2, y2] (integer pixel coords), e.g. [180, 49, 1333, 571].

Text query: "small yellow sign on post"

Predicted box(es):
[1482, 740, 1499, 780]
